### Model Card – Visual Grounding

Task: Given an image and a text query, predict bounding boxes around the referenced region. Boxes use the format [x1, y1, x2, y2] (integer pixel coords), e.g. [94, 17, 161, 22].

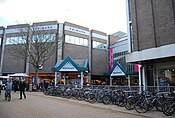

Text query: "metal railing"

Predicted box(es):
[57, 84, 175, 93]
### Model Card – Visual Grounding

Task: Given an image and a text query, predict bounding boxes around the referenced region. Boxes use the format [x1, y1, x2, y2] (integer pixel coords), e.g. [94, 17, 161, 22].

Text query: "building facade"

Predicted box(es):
[109, 35, 138, 86]
[126, 0, 175, 91]
[0, 21, 109, 85]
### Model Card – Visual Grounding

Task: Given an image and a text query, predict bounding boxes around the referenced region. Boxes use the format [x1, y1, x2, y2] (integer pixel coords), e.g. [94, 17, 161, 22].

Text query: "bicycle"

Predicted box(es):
[162, 91, 175, 116]
[5, 90, 11, 101]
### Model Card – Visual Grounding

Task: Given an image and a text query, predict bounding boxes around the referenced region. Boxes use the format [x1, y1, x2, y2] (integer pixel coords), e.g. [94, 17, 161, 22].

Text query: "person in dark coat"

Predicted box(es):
[13, 80, 18, 92]
[19, 79, 26, 99]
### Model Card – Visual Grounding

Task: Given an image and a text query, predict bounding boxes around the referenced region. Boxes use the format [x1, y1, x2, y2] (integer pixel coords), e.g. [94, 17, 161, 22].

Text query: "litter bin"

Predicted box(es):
[29, 84, 32, 92]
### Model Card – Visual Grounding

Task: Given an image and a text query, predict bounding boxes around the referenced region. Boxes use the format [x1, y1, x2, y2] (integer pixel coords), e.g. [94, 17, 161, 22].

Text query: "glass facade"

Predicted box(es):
[113, 51, 135, 72]
[65, 35, 88, 46]
[153, 65, 175, 88]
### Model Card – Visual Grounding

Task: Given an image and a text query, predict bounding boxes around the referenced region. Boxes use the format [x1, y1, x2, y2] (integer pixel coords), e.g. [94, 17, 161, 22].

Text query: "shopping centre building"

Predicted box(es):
[109, 35, 139, 86]
[126, 0, 175, 90]
[0, 21, 109, 86]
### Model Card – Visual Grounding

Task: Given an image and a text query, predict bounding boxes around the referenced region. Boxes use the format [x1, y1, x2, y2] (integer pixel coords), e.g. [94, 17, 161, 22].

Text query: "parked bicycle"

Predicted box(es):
[161, 91, 175, 116]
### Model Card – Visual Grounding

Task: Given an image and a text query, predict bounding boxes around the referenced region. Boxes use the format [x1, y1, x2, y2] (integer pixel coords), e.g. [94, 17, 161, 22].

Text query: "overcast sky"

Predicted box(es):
[0, 0, 127, 34]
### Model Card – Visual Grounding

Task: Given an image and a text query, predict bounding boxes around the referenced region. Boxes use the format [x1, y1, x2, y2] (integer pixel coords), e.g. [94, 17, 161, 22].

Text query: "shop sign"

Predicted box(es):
[92, 33, 107, 40]
[6, 28, 28, 34]
[64, 25, 89, 36]
[111, 66, 125, 76]
[33, 25, 57, 31]
[60, 62, 78, 71]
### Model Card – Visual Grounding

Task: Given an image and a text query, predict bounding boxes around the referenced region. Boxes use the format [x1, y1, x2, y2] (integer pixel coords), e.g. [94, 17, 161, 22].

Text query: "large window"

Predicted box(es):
[6, 36, 27, 45]
[6, 34, 56, 45]
[113, 51, 135, 72]
[32, 34, 56, 42]
[65, 35, 88, 46]
[93, 41, 107, 49]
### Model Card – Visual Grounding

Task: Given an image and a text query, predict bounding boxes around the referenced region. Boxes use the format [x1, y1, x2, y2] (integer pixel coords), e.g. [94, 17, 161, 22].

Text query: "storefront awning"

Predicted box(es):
[52, 56, 88, 72]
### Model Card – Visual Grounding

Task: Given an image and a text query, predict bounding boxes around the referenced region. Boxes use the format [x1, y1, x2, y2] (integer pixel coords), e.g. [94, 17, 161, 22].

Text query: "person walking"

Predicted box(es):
[5, 78, 12, 101]
[13, 79, 18, 92]
[19, 79, 26, 99]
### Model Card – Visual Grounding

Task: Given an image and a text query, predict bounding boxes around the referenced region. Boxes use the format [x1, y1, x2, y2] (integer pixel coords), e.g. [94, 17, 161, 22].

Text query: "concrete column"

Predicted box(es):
[54, 72, 57, 86]
[80, 71, 84, 88]
[57, 23, 63, 60]
[0, 28, 6, 75]
[126, 0, 132, 53]
[156, 67, 159, 91]
[25, 25, 32, 75]
[138, 65, 142, 93]
[64, 73, 66, 85]
[128, 75, 131, 87]
[142, 66, 146, 90]
[110, 76, 113, 86]
[88, 30, 92, 85]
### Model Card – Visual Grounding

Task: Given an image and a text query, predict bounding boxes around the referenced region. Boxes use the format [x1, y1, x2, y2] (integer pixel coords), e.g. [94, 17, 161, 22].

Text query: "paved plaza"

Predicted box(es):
[0, 91, 174, 118]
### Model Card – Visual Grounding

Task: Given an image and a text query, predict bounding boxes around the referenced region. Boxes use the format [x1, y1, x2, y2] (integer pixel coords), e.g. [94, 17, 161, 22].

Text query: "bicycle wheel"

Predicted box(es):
[7, 95, 11, 101]
[88, 94, 96, 103]
[102, 95, 111, 105]
[134, 101, 148, 113]
[162, 100, 175, 116]
[125, 98, 135, 110]
[5, 92, 7, 100]
[155, 100, 162, 112]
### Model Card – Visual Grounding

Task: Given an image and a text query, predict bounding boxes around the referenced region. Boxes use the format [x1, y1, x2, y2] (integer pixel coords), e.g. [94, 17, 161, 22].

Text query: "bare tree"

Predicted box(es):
[7, 26, 58, 85]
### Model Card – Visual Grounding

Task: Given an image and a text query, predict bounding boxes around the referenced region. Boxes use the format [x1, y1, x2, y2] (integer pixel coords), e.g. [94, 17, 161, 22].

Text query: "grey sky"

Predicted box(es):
[0, 0, 127, 34]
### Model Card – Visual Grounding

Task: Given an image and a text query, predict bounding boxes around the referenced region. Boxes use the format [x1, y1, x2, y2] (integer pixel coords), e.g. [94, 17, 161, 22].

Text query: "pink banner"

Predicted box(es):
[109, 48, 113, 71]
[134, 64, 139, 72]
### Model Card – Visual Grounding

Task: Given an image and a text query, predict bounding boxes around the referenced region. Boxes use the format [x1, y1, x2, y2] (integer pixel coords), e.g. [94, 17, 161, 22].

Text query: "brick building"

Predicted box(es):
[126, 0, 175, 90]
[0, 21, 109, 86]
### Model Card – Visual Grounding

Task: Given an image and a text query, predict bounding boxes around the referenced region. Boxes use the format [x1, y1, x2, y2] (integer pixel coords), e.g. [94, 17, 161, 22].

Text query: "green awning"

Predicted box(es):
[52, 56, 88, 72]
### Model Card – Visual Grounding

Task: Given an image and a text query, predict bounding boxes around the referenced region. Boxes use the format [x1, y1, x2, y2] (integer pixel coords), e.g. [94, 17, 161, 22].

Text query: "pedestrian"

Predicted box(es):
[5, 78, 12, 100]
[39, 82, 43, 92]
[26, 81, 29, 91]
[13, 79, 18, 92]
[19, 79, 26, 99]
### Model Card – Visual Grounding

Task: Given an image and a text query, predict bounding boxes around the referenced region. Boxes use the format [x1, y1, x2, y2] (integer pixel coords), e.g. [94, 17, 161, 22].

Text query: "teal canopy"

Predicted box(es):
[52, 56, 88, 72]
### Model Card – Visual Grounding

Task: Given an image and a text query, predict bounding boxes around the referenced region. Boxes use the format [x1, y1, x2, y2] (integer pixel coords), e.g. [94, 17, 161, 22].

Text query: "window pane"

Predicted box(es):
[84, 39, 88, 46]
[6, 36, 27, 45]
[80, 38, 84, 45]
[70, 36, 74, 44]
[75, 37, 79, 45]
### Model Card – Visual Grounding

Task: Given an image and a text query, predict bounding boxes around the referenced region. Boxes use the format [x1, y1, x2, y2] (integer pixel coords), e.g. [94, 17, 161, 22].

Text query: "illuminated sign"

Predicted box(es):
[60, 62, 78, 71]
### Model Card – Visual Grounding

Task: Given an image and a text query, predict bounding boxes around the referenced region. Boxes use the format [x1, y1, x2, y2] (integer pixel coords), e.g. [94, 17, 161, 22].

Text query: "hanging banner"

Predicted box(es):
[134, 64, 139, 72]
[109, 48, 113, 71]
